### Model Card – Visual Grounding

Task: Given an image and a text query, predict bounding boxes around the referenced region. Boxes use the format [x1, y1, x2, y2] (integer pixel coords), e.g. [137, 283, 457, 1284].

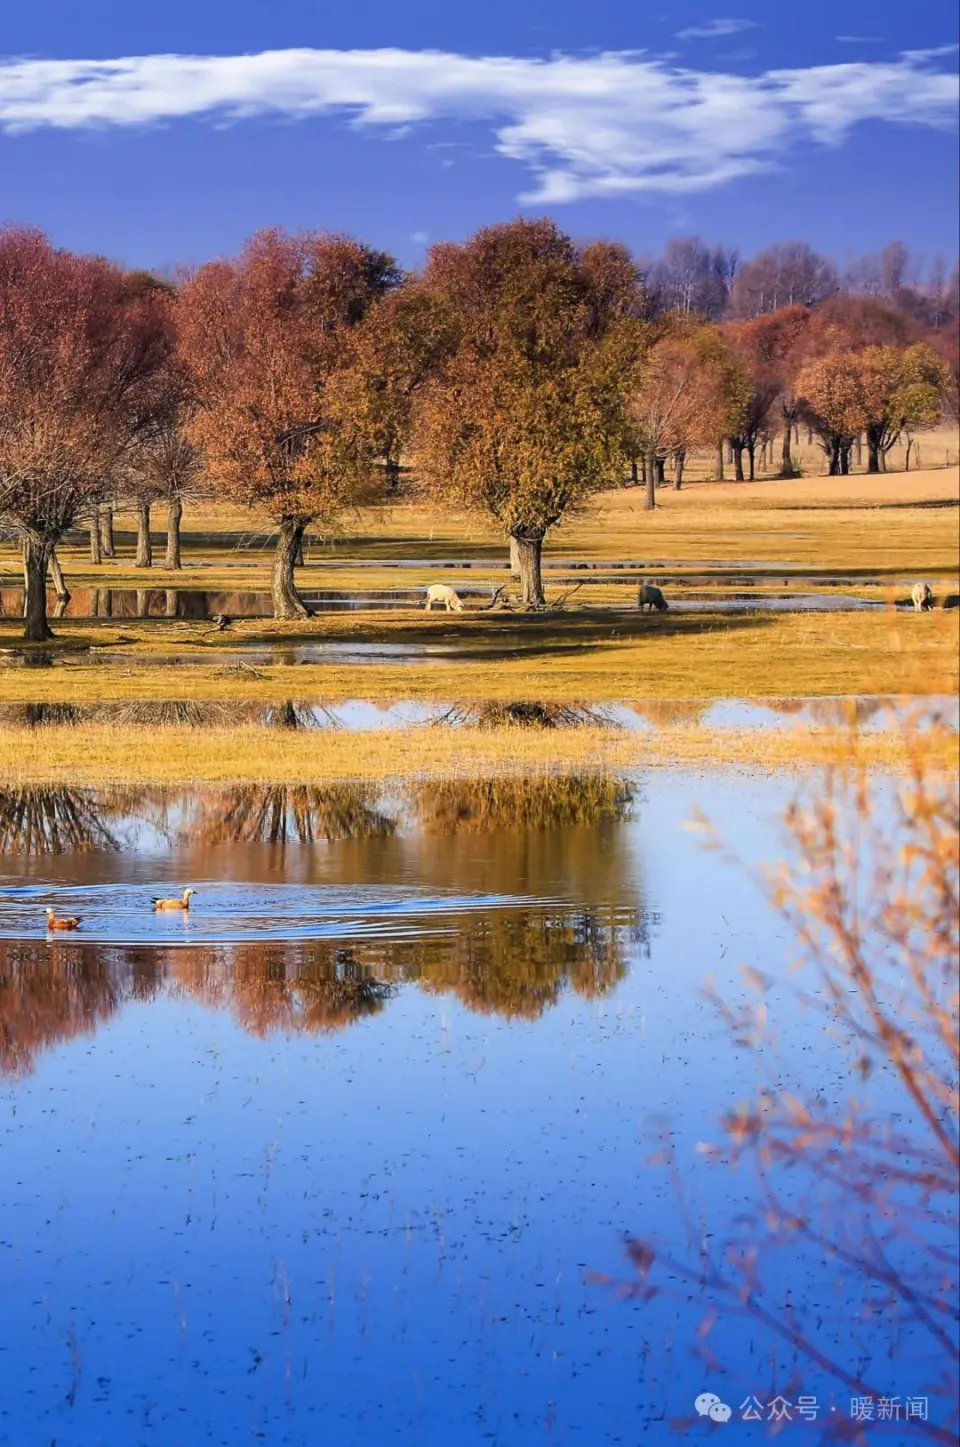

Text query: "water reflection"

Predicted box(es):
[0, 786, 121, 853]
[412, 773, 634, 832]
[0, 892, 641, 1073]
[185, 784, 397, 845]
[0, 771, 648, 1067]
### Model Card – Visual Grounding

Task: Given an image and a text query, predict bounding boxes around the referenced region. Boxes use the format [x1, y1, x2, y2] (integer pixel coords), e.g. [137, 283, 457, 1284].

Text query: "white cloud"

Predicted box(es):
[675, 19, 758, 41]
[836, 36, 885, 44]
[0, 46, 955, 203]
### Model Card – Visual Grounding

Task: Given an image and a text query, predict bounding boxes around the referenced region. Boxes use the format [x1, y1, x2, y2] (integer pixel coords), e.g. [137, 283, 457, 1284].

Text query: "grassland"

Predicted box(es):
[0, 458, 957, 784]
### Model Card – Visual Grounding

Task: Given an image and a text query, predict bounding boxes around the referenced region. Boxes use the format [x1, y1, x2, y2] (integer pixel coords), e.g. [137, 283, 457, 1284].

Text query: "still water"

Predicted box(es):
[0, 774, 950, 1444]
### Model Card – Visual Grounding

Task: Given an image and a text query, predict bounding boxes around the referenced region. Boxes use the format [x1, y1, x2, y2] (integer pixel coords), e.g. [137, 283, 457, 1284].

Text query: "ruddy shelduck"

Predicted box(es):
[46, 908, 81, 931]
[152, 888, 196, 911]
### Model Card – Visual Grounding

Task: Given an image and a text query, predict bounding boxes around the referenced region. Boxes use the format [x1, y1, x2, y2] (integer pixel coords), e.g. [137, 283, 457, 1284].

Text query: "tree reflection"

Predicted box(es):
[412, 772, 634, 832]
[171, 943, 395, 1036]
[433, 701, 617, 729]
[187, 784, 397, 845]
[411, 905, 641, 1019]
[0, 786, 120, 853]
[0, 893, 647, 1071]
[0, 943, 139, 1077]
[633, 699, 709, 726]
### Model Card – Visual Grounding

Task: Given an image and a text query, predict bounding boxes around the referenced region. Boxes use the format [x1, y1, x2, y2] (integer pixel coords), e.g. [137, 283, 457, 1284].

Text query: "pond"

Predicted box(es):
[0, 772, 952, 1443]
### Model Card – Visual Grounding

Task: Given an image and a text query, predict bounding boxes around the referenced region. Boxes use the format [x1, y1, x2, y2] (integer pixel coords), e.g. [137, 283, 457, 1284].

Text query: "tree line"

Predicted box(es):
[0, 221, 956, 639]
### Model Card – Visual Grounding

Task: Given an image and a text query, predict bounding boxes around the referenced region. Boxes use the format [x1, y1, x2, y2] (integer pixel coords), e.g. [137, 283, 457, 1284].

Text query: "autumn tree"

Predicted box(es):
[795, 352, 869, 474]
[0, 228, 172, 640]
[178, 230, 398, 618]
[137, 397, 203, 569]
[928, 321, 960, 424]
[855, 344, 949, 472]
[723, 317, 795, 479]
[414, 221, 638, 607]
[335, 283, 455, 493]
[628, 327, 750, 504]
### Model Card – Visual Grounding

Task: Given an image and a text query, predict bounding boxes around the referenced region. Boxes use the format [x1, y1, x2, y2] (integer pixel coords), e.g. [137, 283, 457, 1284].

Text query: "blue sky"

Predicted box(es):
[1, 0, 957, 271]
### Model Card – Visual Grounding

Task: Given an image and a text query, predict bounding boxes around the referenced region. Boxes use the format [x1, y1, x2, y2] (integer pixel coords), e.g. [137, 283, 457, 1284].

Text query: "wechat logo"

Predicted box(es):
[695, 1391, 733, 1423]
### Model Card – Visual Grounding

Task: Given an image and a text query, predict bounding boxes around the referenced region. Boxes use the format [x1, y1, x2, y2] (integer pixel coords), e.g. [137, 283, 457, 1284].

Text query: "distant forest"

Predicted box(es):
[630, 237, 959, 329]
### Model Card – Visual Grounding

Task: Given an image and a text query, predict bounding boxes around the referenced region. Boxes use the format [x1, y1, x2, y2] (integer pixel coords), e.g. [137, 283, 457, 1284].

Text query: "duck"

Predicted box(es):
[152, 887, 196, 911]
[46, 907, 81, 931]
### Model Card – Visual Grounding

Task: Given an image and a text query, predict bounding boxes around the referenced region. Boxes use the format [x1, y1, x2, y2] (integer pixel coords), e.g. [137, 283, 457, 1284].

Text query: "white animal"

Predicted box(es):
[911, 582, 934, 612]
[424, 584, 464, 612]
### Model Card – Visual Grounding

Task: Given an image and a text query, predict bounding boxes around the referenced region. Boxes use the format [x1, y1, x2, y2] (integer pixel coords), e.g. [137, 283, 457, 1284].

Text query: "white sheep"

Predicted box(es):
[424, 584, 464, 612]
[911, 582, 934, 612]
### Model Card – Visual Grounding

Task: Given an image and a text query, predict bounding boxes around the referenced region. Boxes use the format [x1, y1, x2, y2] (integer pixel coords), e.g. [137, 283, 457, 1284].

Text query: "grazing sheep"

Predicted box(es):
[425, 584, 464, 612]
[911, 582, 934, 612]
[638, 582, 669, 613]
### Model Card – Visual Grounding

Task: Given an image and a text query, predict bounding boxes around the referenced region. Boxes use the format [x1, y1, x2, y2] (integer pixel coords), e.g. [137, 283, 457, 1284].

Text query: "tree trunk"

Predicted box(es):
[23, 533, 53, 642]
[164, 589, 178, 619]
[839, 443, 851, 475]
[715, 443, 725, 481]
[673, 449, 686, 490]
[165, 497, 182, 569]
[509, 536, 522, 576]
[272, 518, 312, 619]
[732, 444, 745, 482]
[644, 450, 657, 510]
[904, 435, 914, 471]
[828, 439, 841, 476]
[655, 456, 666, 487]
[136, 500, 152, 568]
[854, 435, 863, 467]
[136, 589, 149, 617]
[747, 444, 756, 481]
[49, 548, 70, 604]
[866, 427, 882, 474]
[780, 426, 795, 478]
[385, 457, 401, 493]
[630, 458, 639, 486]
[89, 515, 102, 565]
[512, 532, 546, 608]
[99, 506, 115, 558]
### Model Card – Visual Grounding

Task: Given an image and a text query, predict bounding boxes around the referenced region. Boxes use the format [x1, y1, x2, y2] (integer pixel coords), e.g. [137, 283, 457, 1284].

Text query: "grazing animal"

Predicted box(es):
[152, 888, 196, 911]
[911, 582, 934, 612]
[638, 583, 669, 613]
[46, 908, 81, 931]
[424, 584, 464, 613]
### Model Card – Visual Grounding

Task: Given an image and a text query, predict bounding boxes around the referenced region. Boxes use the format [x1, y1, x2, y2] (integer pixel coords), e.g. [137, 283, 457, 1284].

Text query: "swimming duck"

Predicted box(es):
[152, 887, 196, 911]
[46, 908, 81, 931]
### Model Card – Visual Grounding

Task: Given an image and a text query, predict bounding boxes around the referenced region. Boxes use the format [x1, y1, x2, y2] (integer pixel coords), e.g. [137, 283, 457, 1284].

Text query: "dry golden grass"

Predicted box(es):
[0, 607, 956, 704]
[0, 719, 955, 786]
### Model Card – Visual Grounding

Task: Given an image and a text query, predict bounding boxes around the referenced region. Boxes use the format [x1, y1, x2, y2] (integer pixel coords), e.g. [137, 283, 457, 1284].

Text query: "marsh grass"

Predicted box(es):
[0, 719, 955, 786]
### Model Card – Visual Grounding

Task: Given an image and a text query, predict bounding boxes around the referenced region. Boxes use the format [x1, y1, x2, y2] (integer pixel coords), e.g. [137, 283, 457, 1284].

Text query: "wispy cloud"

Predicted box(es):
[836, 36, 886, 44]
[0, 46, 955, 204]
[675, 18, 758, 41]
